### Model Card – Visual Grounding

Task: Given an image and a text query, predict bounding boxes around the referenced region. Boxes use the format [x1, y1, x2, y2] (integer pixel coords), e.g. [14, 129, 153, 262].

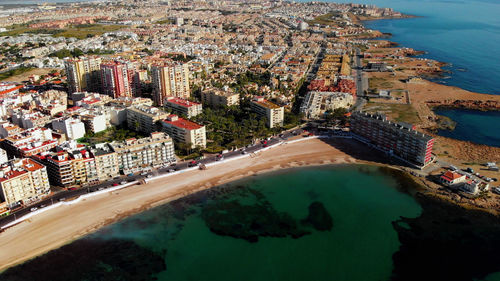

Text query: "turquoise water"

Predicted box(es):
[0, 165, 423, 281]
[434, 108, 500, 147]
[306, 0, 500, 95]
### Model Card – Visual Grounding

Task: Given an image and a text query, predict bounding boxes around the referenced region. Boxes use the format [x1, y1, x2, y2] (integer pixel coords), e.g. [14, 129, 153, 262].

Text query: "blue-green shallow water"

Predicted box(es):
[0, 165, 423, 281]
[434, 108, 500, 147]
[3, 165, 500, 281]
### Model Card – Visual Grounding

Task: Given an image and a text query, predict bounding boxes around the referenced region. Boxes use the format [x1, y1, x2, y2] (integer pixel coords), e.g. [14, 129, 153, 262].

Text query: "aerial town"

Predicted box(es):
[0, 0, 499, 234]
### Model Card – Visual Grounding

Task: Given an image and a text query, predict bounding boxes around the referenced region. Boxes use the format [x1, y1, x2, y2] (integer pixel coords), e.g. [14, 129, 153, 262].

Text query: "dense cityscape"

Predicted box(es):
[0, 0, 499, 279]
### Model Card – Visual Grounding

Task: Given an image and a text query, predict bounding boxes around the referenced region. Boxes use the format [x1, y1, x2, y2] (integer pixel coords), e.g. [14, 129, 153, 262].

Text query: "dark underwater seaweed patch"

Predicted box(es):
[0, 238, 166, 281]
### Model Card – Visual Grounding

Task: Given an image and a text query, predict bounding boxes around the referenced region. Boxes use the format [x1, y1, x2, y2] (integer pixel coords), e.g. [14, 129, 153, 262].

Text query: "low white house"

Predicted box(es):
[440, 170, 466, 186]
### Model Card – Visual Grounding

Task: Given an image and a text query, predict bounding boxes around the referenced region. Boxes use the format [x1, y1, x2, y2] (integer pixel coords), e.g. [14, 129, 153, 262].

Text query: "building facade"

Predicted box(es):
[161, 115, 206, 149]
[201, 89, 240, 107]
[164, 97, 202, 118]
[52, 117, 86, 140]
[350, 111, 434, 166]
[110, 132, 176, 174]
[251, 97, 284, 128]
[90, 143, 119, 181]
[100, 61, 132, 98]
[0, 158, 50, 208]
[126, 106, 170, 134]
[300, 91, 354, 119]
[151, 62, 190, 105]
[65, 56, 102, 93]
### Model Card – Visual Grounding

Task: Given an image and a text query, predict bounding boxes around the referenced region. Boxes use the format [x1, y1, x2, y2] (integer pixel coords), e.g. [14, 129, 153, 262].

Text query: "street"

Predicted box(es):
[0, 127, 304, 229]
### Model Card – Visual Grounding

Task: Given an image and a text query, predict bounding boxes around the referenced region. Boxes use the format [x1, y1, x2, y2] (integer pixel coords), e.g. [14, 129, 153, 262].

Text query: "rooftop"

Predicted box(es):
[166, 97, 200, 108]
[163, 114, 203, 130]
[253, 99, 280, 109]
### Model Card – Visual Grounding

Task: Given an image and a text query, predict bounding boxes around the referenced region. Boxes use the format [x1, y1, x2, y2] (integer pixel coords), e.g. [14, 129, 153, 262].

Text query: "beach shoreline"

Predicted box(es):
[0, 137, 367, 272]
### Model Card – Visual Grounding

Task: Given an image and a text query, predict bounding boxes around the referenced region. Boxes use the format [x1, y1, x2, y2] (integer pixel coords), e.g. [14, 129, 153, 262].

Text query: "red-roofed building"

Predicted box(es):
[164, 97, 202, 118]
[440, 170, 466, 186]
[0, 84, 23, 96]
[0, 158, 50, 208]
[161, 114, 206, 148]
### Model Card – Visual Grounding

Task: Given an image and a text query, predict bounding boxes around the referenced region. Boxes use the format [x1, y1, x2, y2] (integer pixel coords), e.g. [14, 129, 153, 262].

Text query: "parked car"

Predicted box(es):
[30, 207, 38, 212]
[146, 174, 153, 178]
[188, 160, 198, 167]
[120, 181, 127, 185]
[112, 183, 119, 186]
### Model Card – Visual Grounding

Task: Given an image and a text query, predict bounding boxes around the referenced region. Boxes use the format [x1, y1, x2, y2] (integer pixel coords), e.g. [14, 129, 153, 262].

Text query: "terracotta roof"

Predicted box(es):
[441, 171, 464, 181]
[163, 115, 203, 130]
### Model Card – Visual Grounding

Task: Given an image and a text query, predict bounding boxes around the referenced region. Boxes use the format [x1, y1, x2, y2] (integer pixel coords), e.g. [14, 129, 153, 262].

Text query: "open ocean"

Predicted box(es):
[317, 0, 500, 95]
[309, 0, 500, 145]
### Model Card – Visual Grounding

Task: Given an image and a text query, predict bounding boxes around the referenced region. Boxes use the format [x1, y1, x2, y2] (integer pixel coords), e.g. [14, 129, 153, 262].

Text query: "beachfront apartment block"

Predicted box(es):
[65, 56, 102, 93]
[201, 88, 240, 107]
[251, 97, 284, 128]
[110, 132, 176, 174]
[0, 158, 50, 208]
[350, 111, 434, 167]
[151, 62, 191, 105]
[90, 143, 120, 181]
[164, 97, 202, 118]
[38, 148, 98, 187]
[126, 105, 170, 134]
[161, 115, 206, 149]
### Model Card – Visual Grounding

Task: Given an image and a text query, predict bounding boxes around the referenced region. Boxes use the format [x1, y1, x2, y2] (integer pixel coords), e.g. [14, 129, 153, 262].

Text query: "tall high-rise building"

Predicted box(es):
[151, 62, 190, 105]
[350, 111, 434, 167]
[65, 56, 102, 93]
[100, 61, 132, 98]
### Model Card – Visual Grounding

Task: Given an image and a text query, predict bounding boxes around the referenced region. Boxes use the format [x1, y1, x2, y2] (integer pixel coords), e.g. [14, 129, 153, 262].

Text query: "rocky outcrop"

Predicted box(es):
[427, 99, 500, 111]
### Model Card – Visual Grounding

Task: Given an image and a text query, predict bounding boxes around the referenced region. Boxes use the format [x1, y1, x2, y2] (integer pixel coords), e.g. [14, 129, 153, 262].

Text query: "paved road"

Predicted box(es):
[352, 47, 368, 111]
[0, 128, 304, 229]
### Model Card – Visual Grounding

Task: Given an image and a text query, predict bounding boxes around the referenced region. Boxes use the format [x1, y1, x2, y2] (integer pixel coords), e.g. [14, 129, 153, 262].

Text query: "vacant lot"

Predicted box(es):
[0, 24, 123, 39]
[362, 102, 420, 124]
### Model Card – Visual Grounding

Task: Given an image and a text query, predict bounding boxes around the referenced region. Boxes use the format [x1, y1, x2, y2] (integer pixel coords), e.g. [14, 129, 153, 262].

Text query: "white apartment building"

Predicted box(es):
[52, 117, 86, 140]
[90, 143, 119, 181]
[251, 97, 284, 128]
[201, 88, 240, 107]
[110, 132, 176, 174]
[0, 158, 50, 208]
[164, 97, 203, 118]
[126, 105, 170, 134]
[161, 115, 206, 149]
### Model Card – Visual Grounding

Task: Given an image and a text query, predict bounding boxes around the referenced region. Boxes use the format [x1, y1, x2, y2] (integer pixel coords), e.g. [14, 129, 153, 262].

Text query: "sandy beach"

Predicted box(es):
[0, 137, 359, 271]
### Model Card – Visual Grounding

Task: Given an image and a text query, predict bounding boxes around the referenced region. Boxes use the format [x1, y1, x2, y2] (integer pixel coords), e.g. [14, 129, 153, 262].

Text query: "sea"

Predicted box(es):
[2, 165, 500, 281]
[433, 108, 500, 147]
[317, 0, 500, 145]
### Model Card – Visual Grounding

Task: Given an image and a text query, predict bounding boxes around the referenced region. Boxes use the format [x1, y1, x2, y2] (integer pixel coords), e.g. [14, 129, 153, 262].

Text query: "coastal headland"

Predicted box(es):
[360, 39, 500, 163]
